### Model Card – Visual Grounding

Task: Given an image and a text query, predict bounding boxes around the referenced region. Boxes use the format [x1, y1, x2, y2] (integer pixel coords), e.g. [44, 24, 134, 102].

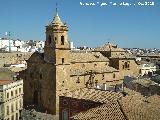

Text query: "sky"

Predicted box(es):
[0, 0, 160, 48]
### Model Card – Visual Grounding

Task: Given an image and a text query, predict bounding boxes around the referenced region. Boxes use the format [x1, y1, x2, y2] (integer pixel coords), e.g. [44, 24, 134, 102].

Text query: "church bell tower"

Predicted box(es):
[44, 9, 70, 65]
[44, 8, 71, 114]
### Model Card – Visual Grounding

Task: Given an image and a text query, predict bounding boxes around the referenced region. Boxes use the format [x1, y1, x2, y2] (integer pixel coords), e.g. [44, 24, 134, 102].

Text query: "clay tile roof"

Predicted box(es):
[0, 80, 14, 85]
[70, 66, 118, 76]
[70, 66, 118, 75]
[71, 101, 126, 120]
[123, 87, 142, 96]
[119, 94, 160, 120]
[60, 88, 123, 103]
[71, 51, 109, 63]
[95, 43, 126, 52]
[110, 52, 135, 59]
[132, 79, 156, 87]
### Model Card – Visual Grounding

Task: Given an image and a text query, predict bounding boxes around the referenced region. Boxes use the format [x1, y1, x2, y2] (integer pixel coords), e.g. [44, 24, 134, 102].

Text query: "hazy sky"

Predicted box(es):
[0, 0, 159, 48]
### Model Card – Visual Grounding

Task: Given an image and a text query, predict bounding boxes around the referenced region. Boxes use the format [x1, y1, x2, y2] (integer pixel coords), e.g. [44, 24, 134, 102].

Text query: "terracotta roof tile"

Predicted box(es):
[0, 80, 14, 85]
[70, 66, 118, 76]
[119, 94, 160, 120]
[72, 101, 126, 120]
[71, 51, 109, 63]
[94, 43, 126, 52]
[60, 88, 123, 103]
[132, 79, 156, 87]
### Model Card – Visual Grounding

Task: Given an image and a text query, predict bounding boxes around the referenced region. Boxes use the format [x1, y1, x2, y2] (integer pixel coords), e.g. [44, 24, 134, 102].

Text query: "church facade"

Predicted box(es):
[19, 11, 139, 115]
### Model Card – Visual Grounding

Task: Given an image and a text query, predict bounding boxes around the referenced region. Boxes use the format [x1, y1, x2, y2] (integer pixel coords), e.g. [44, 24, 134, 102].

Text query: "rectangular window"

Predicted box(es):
[102, 74, 104, 80]
[19, 88, 21, 94]
[15, 90, 17, 95]
[16, 102, 18, 110]
[16, 113, 18, 120]
[122, 65, 125, 69]
[20, 99, 22, 108]
[61, 36, 65, 45]
[113, 73, 116, 78]
[7, 93, 9, 98]
[62, 110, 68, 120]
[40, 74, 42, 79]
[7, 106, 9, 115]
[11, 91, 13, 97]
[62, 58, 64, 64]
[11, 115, 14, 120]
[11, 104, 14, 112]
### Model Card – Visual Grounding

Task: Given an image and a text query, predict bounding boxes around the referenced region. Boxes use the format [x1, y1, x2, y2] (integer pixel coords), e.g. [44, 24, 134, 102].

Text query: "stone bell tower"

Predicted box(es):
[44, 9, 71, 114]
[44, 10, 70, 65]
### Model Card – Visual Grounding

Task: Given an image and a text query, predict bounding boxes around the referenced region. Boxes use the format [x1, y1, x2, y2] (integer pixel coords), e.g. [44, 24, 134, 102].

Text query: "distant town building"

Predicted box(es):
[0, 80, 23, 120]
[0, 52, 32, 70]
[124, 76, 160, 96]
[0, 38, 17, 52]
[139, 63, 158, 76]
[0, 38, 45, 53]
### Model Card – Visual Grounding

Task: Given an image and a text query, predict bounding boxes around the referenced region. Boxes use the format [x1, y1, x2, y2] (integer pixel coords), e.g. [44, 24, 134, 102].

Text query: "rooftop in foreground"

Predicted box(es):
[60, 88, 123, 103]
[0, 80, 14, 85]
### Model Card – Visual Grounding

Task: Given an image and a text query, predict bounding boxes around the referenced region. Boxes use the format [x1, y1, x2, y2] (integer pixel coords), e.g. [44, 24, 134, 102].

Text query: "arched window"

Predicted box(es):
[48, 35, 51, 44]
[61, 36, 64, 45]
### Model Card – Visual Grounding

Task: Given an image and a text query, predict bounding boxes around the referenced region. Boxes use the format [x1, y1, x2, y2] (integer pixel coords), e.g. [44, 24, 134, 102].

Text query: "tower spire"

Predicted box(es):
[51, 2, 63, 25]
[56, 2, 58, 16]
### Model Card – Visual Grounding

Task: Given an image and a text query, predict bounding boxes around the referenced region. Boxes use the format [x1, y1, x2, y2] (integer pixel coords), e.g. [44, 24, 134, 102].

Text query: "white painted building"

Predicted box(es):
[0, 38, 45, 52]
[0, 80, 23, 120]
[139, 63, 159, 76]
[0, 38, 16, 52]
[136, 57, 142, 61]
